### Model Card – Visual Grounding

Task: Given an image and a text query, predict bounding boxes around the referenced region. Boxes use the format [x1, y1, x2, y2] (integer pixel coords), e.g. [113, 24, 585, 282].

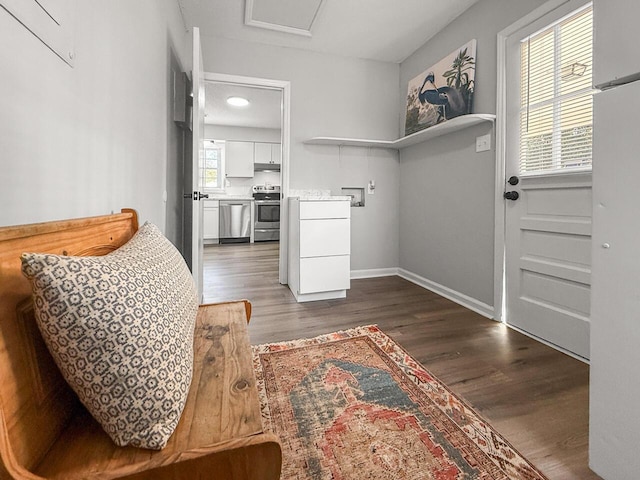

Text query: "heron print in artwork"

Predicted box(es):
[405, 39, 476, 135]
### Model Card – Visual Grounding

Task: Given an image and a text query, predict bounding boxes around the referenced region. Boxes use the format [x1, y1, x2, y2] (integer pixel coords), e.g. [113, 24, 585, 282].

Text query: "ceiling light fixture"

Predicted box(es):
[227, 96, 250, 107]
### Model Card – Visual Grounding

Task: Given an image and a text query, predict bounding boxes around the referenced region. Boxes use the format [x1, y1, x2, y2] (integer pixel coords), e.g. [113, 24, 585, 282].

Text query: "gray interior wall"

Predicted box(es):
[201, 36, 401, 270]
[397, 0, 548, 308]
[0, 0, 188, 230]
[399, 123, 495, 305]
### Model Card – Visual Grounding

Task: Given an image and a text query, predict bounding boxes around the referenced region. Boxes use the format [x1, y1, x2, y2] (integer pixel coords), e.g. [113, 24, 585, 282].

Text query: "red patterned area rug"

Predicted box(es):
[252, 325, 548, 480]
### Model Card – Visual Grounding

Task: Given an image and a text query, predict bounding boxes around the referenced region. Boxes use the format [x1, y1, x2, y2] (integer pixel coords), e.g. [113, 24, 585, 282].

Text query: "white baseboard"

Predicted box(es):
[350, 268, 585, 362]
[397, 268, 495, 320]
[350, 268, 399, 279]
[348, 267, 495, 320]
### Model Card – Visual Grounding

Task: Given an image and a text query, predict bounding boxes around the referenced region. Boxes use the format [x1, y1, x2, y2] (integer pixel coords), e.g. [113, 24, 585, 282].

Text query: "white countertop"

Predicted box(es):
[290, 195, 351, 201]
[205, 195, 254, 201]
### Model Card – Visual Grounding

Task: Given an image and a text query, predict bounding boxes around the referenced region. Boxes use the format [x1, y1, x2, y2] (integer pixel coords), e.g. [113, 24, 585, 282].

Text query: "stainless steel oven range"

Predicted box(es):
[252, 185, 280, 242]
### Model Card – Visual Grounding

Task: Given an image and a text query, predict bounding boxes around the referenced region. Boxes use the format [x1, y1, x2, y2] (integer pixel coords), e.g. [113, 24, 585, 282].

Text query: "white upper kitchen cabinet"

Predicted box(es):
[254, 142, 271, 164]
[593, 0, 640, 87]
[225, 141, 254, 177]
[254, 142, 281, 165]
[271, 143, 281, 164]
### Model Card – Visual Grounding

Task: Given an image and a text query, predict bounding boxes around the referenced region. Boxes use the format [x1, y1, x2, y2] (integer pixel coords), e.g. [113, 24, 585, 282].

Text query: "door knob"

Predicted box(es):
[184, 191, 209, 200]
[504, 191, 519, 201]
[508, 176, 519, 185]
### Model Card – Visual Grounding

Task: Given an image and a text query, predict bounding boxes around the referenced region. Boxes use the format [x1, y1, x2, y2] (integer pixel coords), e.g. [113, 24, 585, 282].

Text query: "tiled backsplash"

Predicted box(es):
[224, 171, 280, 196]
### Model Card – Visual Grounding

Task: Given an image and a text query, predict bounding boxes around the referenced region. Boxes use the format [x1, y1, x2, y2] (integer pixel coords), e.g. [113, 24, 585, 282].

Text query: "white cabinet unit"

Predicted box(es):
[254, 142, 281, 165]
[254, 142, 271, 164]
[225, 141, 254, 177]
[288, 197, 351, 302]
[271, 143, 281, 164]
[203, 200, 219, 244]
[590, 71, 640, 479]
[593, 0, 640, 88]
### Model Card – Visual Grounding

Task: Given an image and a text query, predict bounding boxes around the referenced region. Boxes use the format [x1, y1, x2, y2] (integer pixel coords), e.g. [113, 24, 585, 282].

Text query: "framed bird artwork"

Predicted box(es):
[404, 39, 477, 136]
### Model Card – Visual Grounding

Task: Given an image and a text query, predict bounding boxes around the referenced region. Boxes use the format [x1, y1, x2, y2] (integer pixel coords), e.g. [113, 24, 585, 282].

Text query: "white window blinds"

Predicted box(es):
[519, 4, 593, 174]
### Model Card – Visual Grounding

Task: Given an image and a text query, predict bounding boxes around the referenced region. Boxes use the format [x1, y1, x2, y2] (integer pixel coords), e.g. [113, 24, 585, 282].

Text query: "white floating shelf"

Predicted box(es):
[304, 114, 496, 150]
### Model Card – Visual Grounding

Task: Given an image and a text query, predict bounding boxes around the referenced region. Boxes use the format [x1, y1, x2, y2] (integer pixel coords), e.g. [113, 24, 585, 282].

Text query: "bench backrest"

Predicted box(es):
[0, 210, 138, 477]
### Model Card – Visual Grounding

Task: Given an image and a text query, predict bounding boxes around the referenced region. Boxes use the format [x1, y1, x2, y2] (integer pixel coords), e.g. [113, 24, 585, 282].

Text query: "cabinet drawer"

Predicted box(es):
[299, 256, 350, 294]
[299, 201, 350, 220]
[300, 219, 350, 257]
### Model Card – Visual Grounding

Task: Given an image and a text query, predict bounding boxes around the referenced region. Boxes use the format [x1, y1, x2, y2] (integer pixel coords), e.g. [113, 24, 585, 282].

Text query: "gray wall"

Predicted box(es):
[201, 36, 401, 271]
[397, 0, 548, 308]
[0, 1, 188, 234]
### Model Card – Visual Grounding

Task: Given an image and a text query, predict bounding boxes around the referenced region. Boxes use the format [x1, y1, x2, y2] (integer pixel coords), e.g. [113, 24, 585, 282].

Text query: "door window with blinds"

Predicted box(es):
[519, 4, 593, 174]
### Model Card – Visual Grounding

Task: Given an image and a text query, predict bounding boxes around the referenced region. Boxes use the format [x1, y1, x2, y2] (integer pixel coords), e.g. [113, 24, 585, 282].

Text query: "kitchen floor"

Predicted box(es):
[202, 243, 600, 480]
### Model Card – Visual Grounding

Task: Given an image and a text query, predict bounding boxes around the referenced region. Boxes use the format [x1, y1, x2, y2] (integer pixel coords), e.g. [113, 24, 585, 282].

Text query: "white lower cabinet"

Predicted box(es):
[203, 201, 219, 243]
[299, 256, 350, 294]
[299, 219, 350, 257]
[288, 197, 351, 302]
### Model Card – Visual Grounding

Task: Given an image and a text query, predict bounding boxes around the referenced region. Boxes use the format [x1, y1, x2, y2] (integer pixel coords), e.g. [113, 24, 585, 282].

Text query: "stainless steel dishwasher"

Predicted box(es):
[219, 200, 251, 243]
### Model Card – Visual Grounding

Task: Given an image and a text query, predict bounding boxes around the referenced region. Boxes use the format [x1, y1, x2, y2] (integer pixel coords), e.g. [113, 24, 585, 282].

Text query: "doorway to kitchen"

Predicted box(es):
[200, 73, 290, 303]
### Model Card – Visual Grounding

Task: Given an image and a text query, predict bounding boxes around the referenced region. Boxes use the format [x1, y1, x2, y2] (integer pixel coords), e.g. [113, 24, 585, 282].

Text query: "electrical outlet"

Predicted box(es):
[476, 134, 491, 152]
[367, 180, 375, 195]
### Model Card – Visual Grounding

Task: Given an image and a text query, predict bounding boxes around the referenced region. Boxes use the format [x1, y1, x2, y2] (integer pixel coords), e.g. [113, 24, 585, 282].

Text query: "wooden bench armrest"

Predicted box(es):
[199, 300, 252, 323]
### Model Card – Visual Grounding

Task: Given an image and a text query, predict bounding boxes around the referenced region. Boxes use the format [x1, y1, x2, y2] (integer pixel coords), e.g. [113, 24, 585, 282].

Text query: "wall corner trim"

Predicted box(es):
[397, 268, 495, 320]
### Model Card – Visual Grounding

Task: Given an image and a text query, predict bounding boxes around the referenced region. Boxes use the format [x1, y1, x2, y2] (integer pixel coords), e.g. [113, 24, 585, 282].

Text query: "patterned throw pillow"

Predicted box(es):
[21, 222, 198, 450]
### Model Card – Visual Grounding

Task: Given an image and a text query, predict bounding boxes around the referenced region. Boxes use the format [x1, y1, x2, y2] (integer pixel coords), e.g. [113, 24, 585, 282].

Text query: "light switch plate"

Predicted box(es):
[476, 133, 491, 152]
[367, 182, 375, 194]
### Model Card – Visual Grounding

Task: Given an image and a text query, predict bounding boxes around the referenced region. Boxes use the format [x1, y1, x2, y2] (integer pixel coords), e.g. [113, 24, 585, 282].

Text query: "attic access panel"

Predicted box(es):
[245, 0, 324, 37]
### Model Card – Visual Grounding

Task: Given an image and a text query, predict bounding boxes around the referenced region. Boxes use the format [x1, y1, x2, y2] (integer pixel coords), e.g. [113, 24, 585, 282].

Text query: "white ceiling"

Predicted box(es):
[205, 82, 282, 129]
[177, 0, 481, 64]
[183, 0, 481, 129]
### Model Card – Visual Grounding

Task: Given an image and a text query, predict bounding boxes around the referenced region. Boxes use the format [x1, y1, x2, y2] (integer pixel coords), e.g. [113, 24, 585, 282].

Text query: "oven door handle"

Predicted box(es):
[254, 200, 281, 205]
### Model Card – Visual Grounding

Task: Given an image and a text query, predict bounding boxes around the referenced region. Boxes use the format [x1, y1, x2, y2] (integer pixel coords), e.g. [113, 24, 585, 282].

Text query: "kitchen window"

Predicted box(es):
[519, 3, 593, 174]
[201, 140, 224, 191]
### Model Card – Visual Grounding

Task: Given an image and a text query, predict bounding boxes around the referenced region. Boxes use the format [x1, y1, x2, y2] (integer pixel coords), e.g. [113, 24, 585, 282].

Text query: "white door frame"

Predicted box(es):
[203, 72, 291, 284]
[494, 0, 572, 323]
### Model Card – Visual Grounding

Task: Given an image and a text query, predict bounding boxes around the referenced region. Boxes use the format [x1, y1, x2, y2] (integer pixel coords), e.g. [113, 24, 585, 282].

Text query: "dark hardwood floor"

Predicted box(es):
[203, 242, 601, 480]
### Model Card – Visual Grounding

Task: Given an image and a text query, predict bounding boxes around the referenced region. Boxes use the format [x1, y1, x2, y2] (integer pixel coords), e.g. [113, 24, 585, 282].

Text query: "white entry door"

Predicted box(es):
[503, 1, 593, 359]
[185, 27, 206, 300]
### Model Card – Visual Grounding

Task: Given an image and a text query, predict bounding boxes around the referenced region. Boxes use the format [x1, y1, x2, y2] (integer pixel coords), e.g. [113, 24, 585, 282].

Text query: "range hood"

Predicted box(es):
[254, 163, 281, 172]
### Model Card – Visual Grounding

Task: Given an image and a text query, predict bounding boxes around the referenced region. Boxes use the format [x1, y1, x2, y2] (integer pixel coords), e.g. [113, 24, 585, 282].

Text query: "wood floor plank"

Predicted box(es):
[203, 242, 601, 480]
